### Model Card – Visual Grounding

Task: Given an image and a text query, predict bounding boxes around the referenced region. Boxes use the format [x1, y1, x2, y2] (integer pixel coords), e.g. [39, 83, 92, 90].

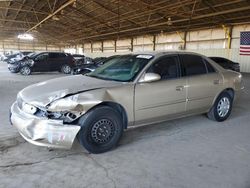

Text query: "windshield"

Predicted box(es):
[87, 55, 153, 82]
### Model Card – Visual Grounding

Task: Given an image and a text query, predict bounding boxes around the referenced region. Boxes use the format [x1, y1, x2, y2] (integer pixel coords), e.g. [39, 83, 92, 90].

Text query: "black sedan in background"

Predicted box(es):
[209, 57, 240, 72]
[8, 52, 75, 75]
[72, 55, 120, 75]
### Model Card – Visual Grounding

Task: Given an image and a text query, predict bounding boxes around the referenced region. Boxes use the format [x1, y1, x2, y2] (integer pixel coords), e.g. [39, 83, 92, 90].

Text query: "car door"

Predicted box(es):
[48, 53, 64, 71]
[134, 55, 187, 125]
[32, 53, 49, 72]
[180, 54, 223, 113]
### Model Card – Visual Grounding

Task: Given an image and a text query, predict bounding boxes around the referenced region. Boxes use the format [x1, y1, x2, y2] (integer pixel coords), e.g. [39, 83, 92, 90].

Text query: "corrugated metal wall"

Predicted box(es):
[75, 24, 250, 72]
[0, 39, 62, 54]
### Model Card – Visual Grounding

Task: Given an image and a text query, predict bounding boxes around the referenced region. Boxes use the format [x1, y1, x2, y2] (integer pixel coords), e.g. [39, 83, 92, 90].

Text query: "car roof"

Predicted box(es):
[127, 51, 206, 58]
[209, 57, 225, 59]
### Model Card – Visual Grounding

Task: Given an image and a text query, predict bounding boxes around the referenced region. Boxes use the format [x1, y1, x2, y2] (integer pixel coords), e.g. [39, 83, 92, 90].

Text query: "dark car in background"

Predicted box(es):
[72, 54, 85, 65]
[3, 51, 33, 63]
[209, 57, 240, 72]
[72, 55, 120, 75]
[7, 52, 75, 75]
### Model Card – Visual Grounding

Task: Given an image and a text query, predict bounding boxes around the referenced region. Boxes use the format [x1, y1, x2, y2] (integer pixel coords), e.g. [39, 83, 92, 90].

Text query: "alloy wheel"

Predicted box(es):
[217, 97, 230, 117]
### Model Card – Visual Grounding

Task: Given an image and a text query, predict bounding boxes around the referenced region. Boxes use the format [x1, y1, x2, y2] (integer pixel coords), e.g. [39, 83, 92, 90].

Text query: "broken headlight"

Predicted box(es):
[44, 94, 82, 123]
[22, 102, 37, 114]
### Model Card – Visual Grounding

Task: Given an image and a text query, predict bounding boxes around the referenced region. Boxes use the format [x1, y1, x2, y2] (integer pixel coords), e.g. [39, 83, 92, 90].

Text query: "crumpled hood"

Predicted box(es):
[18, 75, 122, 107]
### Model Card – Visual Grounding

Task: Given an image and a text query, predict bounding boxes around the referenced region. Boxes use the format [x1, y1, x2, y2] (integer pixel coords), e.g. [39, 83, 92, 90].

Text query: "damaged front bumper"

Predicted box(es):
[10, 102, 81, 149]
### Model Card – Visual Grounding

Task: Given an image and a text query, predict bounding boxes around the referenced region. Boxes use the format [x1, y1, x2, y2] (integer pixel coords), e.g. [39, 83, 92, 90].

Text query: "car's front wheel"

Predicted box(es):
[77, 106, 123, 154]
[20, 66, 31, 75]
[61, 65, 72, 74]
[207, 92, 233, 122]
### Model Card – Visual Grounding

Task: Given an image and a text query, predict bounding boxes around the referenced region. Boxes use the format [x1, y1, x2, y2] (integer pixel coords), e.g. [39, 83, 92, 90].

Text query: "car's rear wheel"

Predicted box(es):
[61, 65, 72, 74]
[20, 66, 31, 75]
[77, 106, 123, 154]
[207, 92, 233, 122]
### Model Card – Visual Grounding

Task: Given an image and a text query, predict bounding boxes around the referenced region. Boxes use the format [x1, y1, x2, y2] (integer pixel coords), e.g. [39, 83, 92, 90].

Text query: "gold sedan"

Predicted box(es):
[10, 52, 243, 153]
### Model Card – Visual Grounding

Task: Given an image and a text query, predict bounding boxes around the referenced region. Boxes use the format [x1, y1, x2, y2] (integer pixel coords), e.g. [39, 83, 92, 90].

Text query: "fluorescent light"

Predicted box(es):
[17, 33, 34, 40]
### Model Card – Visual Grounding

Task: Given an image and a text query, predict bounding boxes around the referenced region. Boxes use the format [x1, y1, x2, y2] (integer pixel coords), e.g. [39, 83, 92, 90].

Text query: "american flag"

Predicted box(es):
[240, 31, 250, 55]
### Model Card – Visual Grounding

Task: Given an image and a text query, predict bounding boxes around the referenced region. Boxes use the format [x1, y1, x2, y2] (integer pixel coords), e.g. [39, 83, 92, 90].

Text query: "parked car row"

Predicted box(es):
[4, 50, 241, 76]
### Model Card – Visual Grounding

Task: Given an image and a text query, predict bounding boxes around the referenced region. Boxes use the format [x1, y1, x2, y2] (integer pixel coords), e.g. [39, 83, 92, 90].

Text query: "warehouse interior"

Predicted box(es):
[0, 0, 250, 187]
[1, 0, 250, 70]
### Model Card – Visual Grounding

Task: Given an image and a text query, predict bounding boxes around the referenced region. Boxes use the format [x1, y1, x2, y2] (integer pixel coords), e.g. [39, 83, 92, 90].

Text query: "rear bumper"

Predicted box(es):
[10, 102, 81, 149]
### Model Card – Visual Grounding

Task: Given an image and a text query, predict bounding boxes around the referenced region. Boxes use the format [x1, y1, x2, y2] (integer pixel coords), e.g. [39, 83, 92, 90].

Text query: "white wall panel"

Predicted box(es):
[156, 33, 182, 43]
[211, 28, 225, 39]
[0, 39, 61, 52]
[232, 24, 250, 38]
[134, 35, 153, 45]
[81, 24, 250, 72]
[117, 39, 131, 47]
[92, 42, 102, 52]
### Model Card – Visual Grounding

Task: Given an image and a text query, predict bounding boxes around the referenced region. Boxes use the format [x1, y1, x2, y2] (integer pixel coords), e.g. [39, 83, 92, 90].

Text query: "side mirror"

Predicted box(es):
[139, 73, 161, 83]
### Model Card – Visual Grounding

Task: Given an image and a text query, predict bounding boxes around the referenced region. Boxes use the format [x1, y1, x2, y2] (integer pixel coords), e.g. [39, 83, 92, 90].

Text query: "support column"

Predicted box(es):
[176, 31, 186, 50]
[183, 31, 187, 50]
[153, 35, 156, 51]
[91, 41, 93, 53]
[2, 41, 4, 53]
[114, 40, 117, 52]
[17, 39, 20, 51]
[222, 25, 232, 49]
[131, 38, 133, 52]
[101, 41, 104, 52]
[32, 40, 35, 52]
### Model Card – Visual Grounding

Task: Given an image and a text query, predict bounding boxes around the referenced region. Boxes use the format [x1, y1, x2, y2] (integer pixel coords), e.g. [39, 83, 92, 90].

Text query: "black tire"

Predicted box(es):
[20, 66, 31, 75]
[77, 106, 123, 154]
[61, 64, 72, 74]
[207, 92, 233, 122]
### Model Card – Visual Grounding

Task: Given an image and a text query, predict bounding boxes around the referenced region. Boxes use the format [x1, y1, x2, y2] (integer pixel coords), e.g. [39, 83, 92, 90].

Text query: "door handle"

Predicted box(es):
[213, 80, 220, 85]
[176, 86, 184, 91]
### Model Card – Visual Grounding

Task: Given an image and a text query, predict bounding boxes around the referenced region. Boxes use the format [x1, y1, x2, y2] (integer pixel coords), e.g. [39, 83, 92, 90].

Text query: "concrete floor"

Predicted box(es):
[0, 62, 250, 188]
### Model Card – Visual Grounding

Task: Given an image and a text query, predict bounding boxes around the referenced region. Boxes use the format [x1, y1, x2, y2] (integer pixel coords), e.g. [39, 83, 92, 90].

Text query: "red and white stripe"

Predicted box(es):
[240, 45, 250, 55]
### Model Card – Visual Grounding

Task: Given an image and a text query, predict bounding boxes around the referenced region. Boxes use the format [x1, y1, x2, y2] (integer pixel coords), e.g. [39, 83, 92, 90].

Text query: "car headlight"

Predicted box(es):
[22, 103, 37, 114]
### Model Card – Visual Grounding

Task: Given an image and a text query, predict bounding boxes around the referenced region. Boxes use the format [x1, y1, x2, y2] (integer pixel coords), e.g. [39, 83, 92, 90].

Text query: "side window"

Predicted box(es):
[49, 53, 65, 58]
[36, 53, 48, 61]
[181, 55, 207, 76]
[204, 59, 216, 73]
[147, 56, 179, 80]
[58, 53, 66, 58]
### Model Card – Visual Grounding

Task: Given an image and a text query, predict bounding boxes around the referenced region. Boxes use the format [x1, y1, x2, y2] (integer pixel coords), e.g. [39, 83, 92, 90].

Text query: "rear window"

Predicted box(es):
[181, 54, 207, 76]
